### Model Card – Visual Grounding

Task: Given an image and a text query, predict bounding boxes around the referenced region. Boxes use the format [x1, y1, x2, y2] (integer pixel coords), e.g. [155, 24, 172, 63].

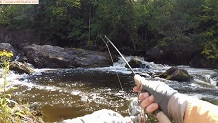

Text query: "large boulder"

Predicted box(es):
[159, 66, 192, 82]
[21, 44, 113, 68]
[0, 43, 17, 60]
[146, 43, 198, 65]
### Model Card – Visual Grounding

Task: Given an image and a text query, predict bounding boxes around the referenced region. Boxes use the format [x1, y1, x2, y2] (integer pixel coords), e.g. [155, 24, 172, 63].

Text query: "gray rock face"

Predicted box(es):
[0, 43, 17, 60]
[146, 43, 197, 65]
[21, 44, 113, 68]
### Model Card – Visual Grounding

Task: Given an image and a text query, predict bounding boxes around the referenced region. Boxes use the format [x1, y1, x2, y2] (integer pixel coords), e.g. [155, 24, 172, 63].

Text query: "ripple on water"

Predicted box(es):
[5, 63, 218, 122]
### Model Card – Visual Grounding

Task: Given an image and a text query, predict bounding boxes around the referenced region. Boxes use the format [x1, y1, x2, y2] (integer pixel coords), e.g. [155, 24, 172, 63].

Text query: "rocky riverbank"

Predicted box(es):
[0, 43, 113, 69]
[0, 26, 217, 69]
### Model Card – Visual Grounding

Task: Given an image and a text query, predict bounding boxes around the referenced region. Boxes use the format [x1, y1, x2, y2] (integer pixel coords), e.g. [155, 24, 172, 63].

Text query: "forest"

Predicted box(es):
[0, 1, 218, 122]
[0, 0, 218, 68]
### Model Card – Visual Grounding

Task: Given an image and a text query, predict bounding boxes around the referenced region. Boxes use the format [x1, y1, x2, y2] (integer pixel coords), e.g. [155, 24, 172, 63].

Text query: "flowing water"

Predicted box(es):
[5, 56, 218, 122]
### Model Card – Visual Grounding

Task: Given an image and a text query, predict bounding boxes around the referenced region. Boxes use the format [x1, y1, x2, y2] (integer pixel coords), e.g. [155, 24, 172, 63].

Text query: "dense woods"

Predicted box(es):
[0, 0, 218, 68]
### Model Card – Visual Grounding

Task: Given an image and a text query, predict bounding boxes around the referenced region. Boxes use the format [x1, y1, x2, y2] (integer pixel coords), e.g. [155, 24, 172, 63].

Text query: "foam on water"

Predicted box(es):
[1, 57, 218, 122]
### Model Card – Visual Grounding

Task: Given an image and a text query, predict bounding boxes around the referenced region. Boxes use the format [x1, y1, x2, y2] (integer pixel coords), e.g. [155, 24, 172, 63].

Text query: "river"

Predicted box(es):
[5, 56, 218, 122]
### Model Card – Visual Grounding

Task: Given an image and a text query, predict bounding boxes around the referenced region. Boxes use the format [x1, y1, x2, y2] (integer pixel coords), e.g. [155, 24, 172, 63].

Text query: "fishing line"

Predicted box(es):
[100, 35, 148, 123]
[101, 35, 124, 91]
[103, 36, 135, 75]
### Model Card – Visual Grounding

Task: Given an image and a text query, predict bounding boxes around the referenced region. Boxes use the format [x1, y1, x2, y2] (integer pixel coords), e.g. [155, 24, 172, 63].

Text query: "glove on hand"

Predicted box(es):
[134, 74, 177, 117]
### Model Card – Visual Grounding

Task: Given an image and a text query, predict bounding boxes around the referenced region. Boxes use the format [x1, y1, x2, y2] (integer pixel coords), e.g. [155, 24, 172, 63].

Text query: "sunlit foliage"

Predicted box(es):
[0, 0, 218, 65]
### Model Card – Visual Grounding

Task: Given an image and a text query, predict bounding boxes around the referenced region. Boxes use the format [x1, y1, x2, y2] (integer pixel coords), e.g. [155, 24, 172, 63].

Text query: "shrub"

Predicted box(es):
[0, 50, 44, 123]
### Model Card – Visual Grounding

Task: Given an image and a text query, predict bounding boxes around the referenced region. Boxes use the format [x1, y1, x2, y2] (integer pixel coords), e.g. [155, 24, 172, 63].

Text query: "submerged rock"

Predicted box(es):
[210, 72, 218, 86]
[160, 66, 192, 82]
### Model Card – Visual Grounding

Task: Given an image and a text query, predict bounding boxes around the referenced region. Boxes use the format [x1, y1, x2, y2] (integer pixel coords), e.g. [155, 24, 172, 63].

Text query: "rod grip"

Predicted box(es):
[134, 74, 142, 89]
[134, 74, 172, 123]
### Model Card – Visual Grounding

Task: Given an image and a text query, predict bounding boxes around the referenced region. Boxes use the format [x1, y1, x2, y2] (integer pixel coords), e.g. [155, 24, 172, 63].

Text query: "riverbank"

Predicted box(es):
[0, 25, 217, 69]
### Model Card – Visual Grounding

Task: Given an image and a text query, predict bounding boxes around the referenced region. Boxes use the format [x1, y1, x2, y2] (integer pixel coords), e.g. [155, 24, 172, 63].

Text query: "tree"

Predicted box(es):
[200, 0, 218, 61]
[0, 5, 32, 28]
[92, 0, 137, 49]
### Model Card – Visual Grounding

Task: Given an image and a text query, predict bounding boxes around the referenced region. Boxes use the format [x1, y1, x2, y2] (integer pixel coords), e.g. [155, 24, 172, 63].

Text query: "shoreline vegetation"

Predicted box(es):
[0, 0, 218, 122]
[0, 50, 44, 123]
[0, 0, 218, 69]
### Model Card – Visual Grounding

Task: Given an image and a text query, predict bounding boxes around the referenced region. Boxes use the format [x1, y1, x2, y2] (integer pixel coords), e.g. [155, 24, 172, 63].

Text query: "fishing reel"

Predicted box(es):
[128, 97, 148, 123]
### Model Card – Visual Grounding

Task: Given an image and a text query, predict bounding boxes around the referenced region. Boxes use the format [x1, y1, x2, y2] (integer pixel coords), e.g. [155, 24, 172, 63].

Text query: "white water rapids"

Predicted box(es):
[1, 56, 218, 122]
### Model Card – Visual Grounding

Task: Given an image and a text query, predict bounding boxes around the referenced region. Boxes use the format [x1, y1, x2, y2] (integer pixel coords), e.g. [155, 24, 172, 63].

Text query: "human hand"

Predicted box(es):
[133, 74, 177, 117]
[133, 86, 159, 113]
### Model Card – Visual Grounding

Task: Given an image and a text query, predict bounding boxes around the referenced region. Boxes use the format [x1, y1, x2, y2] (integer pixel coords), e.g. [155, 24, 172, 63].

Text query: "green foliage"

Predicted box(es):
[1, 0, 218, 63]
[0, 5, 35, 28]
[0, 50, 15, 123]
[0, 50, 44, 123]
[200, 0, 218, 60]
[87, 40, 94, 46]
[92, 0, 136, 48]
[202, 40, 218, 59]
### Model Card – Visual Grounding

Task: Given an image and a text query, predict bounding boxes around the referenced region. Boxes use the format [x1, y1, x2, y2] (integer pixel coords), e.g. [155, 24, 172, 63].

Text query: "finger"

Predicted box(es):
[145, 103, 159, 113]
[140, 95, 155, 109]
[138, 92, 150, 101]
[133, 86, 140, 92]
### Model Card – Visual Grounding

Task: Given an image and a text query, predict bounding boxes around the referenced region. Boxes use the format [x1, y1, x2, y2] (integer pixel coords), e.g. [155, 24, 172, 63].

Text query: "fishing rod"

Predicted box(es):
[100, 35, 171, 123]
[100, 35, 146, 122]
[101, 35, 135, 75]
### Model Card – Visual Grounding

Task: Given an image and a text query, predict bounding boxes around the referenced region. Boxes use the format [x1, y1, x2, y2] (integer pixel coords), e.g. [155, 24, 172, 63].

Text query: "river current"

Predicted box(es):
[5, 56, 218, 122]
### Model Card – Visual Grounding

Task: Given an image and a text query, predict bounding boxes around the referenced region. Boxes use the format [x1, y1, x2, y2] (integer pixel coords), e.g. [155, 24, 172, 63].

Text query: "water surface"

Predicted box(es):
[7, 57, 218, 122]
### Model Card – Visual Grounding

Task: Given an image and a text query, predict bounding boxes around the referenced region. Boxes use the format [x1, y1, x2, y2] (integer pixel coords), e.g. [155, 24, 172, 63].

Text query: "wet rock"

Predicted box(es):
[160, 66, 192, 82]
[21, 44, 113, 68]
[10, 61, 34, 74]
[125, 57, 142, 68]
[140, 64, 150, 69]
[14, 53, 28, 63]
[210, 72, 218, 86]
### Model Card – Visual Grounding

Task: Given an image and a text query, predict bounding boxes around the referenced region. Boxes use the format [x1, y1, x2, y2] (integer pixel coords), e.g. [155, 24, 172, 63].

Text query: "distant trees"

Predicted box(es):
[0, 0, 218, 64]
[200, 0, 218, 61]
[92, 0, 137, 48]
